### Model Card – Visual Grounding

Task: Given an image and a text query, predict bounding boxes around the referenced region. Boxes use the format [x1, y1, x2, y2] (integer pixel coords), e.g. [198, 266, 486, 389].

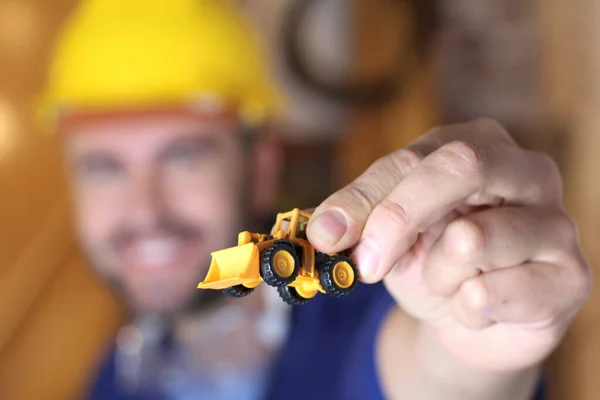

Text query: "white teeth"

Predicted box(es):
[134, 238, 179, 267]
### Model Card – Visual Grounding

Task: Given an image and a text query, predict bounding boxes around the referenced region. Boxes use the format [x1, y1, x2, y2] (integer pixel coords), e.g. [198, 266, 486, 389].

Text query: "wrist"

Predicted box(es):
[378, 307, 541, 400]
[415, 319, 541, 400]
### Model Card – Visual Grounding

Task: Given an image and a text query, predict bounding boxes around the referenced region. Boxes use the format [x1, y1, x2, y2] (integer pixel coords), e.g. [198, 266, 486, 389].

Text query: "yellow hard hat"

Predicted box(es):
[37, 0, 283, 129]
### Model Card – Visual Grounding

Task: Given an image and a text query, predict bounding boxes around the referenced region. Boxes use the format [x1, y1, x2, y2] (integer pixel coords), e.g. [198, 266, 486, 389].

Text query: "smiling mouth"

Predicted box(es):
[120, 235, 200, 273]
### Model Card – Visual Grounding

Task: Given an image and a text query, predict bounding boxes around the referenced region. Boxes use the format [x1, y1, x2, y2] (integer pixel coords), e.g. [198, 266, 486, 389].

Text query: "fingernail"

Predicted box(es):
[353, 239, 380, 282]
[310, 209, 348, 245]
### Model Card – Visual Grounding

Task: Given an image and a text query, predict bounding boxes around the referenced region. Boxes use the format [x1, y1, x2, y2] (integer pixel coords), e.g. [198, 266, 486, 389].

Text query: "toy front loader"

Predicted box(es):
[197, 229, 289, 293]
[198, 209, 303, 295]
[197, 208, 359, 303]
[198, 241, 261, 290]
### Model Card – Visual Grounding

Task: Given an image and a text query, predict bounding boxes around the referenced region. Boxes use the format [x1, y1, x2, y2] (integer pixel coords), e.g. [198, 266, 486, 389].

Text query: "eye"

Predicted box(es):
[162, 137, 218, 170]
[75, 155, 124, 183]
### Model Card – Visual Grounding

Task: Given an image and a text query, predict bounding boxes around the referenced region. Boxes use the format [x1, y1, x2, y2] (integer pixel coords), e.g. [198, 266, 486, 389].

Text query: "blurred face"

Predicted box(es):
[62, 110, 254, 315]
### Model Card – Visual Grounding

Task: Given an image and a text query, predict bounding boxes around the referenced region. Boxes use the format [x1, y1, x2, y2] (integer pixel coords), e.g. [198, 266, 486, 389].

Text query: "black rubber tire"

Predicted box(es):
[319, 256, 359, 297]
[277, 286, 310, 305]
[222, 285, 254, 297]
[260, 240, 300, 287]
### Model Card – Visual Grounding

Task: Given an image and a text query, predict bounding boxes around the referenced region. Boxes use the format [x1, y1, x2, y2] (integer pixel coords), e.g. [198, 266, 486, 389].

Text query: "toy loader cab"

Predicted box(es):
[197, 208, 359, 305]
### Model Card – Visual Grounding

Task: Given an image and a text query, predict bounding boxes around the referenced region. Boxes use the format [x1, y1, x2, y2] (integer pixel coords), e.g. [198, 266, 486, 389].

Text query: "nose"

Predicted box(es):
[125, 174, 164, 229]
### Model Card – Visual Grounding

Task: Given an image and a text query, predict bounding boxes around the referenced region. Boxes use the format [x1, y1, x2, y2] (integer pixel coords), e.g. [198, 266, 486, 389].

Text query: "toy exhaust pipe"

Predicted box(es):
[197, 242, 261, 289]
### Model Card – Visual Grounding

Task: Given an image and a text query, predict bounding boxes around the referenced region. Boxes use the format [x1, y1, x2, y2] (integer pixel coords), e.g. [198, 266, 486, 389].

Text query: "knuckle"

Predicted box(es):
[444, 218, 485, 258]
[563, 215, 579, 242]
[473, 117, 514, 142]
[537, 152, 563, 199]
[438, 140, 485, 180]
[367, 154, 405, 183]
[514, 151, 562, 204]
[368, 156, 390, 174]
[346, 183, 379, 213]
[457, 278, 489, 319]
[521, 181, 545, 204]
[389, 148, 423, 175]
[569, 253, 593, 304]
[549, 211, 579, 245]
[537, 152, 560, 175]
[359, 156, 406, 196]
[376, 198, 412, 230]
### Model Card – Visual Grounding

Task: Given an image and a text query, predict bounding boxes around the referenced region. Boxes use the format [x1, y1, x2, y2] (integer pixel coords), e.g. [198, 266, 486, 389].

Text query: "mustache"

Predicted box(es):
[110, 215, 203, 249]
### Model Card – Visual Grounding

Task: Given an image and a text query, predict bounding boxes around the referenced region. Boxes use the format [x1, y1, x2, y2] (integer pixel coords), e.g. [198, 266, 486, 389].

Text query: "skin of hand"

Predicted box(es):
[306, 118, 592, 398]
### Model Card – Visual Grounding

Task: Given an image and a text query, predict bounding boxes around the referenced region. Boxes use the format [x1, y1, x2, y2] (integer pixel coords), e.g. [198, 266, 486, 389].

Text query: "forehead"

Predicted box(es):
[62, 110, 241, 157]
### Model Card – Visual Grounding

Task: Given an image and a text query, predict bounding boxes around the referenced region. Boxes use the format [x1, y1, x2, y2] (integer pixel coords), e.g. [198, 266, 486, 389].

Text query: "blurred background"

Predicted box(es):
[0, 0, 598, 399]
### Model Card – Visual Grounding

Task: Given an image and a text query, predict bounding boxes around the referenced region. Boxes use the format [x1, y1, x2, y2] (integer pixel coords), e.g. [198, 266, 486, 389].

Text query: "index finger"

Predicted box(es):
[307, 120, 562, 281]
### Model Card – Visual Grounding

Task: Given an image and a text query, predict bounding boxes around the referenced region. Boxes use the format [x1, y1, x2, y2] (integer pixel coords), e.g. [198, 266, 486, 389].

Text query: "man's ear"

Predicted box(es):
[249, 134, 283, 216]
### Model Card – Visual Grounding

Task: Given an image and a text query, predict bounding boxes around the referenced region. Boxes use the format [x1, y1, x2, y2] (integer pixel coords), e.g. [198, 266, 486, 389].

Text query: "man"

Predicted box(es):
[38, 0, 591, 399]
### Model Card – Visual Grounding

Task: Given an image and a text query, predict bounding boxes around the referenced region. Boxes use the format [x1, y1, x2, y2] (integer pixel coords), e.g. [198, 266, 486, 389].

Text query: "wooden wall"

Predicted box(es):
[0, 1, 127, 399]
[335, 0, 439, 186]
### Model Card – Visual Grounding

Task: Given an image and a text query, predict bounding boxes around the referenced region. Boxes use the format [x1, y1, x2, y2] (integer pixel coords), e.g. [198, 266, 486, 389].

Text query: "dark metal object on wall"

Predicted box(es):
[281, 0, 439, 107]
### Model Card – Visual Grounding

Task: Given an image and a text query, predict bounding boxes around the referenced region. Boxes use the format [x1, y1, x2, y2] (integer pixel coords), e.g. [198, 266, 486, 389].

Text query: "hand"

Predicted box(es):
[306, 118, 591, 372]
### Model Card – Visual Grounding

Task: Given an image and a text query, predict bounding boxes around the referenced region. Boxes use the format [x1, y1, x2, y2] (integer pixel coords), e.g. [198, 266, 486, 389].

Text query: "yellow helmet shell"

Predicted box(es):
[38, 0, 282, 128]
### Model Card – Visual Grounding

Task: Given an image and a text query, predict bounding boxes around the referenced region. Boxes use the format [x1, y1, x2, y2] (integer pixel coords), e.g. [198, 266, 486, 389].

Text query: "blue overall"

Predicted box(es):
[87, 282, 546, 400]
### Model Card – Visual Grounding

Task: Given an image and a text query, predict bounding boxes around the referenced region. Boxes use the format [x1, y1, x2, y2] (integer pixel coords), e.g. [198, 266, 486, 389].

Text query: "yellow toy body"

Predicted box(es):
[198, 208, 359, 305]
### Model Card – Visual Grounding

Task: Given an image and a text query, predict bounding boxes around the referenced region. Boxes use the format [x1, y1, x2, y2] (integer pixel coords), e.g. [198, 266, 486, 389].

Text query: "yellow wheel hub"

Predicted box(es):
[273, 250, 295, 278]
[332, 261, 354, 289]
[295, 286, 318, 299]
